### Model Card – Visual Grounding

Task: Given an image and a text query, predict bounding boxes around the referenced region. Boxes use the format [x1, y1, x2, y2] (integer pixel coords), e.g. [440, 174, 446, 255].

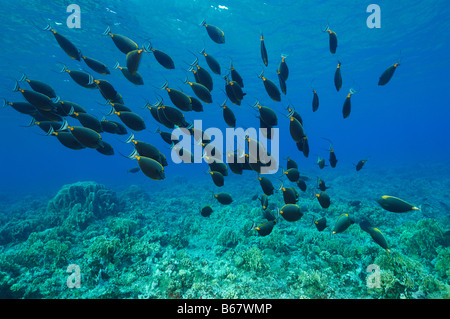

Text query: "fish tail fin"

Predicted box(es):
[58, 64, 68, 73]
[200, 19, 206, 26]
[19, 73, 27, 82]
[113, 61, 120, 70]
[88, 74, 94, 86]
[159, 80, 168, 90]
[276, 180, 284, 192]
[1, 98, 8, 108]
[102, 25, 111, 36]
[53, 96, 61, 103]
[24, 117, 35, 127]
[199, 48, 205, 55]
[257, 69, 264, 79]
[143, 40, 152, 53]
[43, 24, 52, 32]
[124, 132, 135, 144]
[106, 105, 115, 116]
[45, 126, 55, 136]
[127, 149, 138, 159]
[12, 81, 20, 92]
[59, 118, 69, 131]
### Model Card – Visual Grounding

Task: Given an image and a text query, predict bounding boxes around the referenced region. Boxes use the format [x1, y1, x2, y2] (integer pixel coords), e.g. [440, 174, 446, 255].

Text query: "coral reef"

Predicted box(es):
[0, 169, 449, 299]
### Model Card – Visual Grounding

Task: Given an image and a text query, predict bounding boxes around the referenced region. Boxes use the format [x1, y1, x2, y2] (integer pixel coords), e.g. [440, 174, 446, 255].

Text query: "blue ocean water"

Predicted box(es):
[0, 0, 449, 299]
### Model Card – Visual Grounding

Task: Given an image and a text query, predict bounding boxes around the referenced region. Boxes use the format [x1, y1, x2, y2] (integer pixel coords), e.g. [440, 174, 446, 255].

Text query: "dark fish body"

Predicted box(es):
[209, 171, 224, 187]
[191, 64, 214, 91]
[296, 179, 307, 192]
[103, 26, 138, 54]
[259, 71, 281, 102]
[161, 105, 187, 127]
[260, 194, 269, 210]
[278, 55, 289, 80]
[230, 61, 244, 88]
[82, 56, 110, 75]
[258, 176, 275, 196]
[157, 107, 176, 129]
[314, 217, 327, 231]
[72, 112, 103, 133]
[378, 63, 399, 86]
[342, 92, 352, 119]
[376, 195, 420, 213]
[200, 48, 221, 75]
[201, 205, 213, 217]
[334, 61, 342, 91]
[185, 80, 212, 104]
[145, 42, 175, 69]
[58, 101, 86, 115]
[3, 100, 36, 115]
[286, 157, 298, 170]
[127, 167, 141, 174]
[45, 26, 81, 60]
[68, 125, 104, 149]
[329, 149, 338, 168]
[253, 220, 276, 236]
[316, 191, 330, 209]
[317, 178, 330, 191]
[31, 120, 63, 132]
[277, 71, 287, 95]
[283, 168, 300, 182]
[126, 49, 144, 75]
[20, 74, 57, 98]
[355, 159, 368, 171]
[36, 110, 63, 122]
[13, 83, 56, 112]
[115, 111, 146, 131]
[52, 131, 85, 150]
[208, 161, 228, 177]
[260, 33, 268, 66]
[279, 204, 303, 222]
[137, 156, 165, 180]
[214, 192, 233, 205]
[332, 213, 354, 234]
[289, 116, 305, 142]
[128, 137, 164, 165]
[317, 157, 326, 169]
[312, 90, 319, 112]
[95, 79, 118, 101]
[60, 66, 96, 89]
[282, 187, 299, 205]
[297, 136, 310, 158]
[100, 119, 127, 135]
[229, 81, 245, 102]
[225, 81, 240, 105]
[96, 141, 114, 156]
[201, 20, 225, 44]
[327, 28, 338, 54]
[156, 128, 176, 145]
[222, 104, 236, 127]
[114, 63, 144, 85]
[190, 96, 204, 112]
[368, 228, 390, 252]
[161, 83, 192, 111]
[257, 104, 277, 127]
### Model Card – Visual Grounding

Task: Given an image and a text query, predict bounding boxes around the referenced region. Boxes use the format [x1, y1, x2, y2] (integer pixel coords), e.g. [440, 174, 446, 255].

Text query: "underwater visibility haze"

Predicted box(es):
[0, 0, 449, 299]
